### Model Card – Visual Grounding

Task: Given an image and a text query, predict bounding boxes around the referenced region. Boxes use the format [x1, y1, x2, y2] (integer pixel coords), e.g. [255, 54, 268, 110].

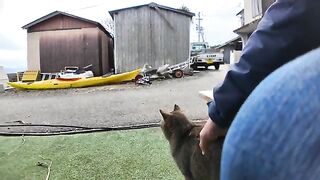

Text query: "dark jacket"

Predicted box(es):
[208, 0, 320, 128]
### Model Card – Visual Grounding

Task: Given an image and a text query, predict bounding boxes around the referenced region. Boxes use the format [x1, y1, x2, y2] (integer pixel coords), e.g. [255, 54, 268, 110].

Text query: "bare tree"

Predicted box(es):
[178, 5, 191, 12]
[101, 18, 115, 37]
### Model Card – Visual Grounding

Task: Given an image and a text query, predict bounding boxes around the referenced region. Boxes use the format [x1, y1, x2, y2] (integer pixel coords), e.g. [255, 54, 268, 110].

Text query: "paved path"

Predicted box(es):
[0, 65, 229, 133]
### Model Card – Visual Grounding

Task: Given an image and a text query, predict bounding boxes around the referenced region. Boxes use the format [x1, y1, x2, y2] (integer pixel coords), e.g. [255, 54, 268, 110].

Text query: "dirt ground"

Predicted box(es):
[0, 65, 230, 133]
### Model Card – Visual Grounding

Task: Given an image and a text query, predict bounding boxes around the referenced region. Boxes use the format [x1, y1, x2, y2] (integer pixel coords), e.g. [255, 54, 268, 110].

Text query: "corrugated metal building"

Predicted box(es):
[216, 36, 242, 64]
[22, 11, 114, 76]
[109, 3, 194, 73]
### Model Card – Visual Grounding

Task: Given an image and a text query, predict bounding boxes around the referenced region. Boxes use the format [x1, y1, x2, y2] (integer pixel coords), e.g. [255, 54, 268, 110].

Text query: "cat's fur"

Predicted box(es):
[159, 104, 224, 180]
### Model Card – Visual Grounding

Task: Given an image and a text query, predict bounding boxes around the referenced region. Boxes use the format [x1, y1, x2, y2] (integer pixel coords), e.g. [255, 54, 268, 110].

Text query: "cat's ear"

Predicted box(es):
[159, 109, 170, 119]
[174, 104, 181, 111]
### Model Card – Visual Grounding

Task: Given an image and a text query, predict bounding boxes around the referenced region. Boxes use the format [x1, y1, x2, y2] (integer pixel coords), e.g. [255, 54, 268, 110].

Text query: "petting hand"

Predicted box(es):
[199, 118, 228, 155]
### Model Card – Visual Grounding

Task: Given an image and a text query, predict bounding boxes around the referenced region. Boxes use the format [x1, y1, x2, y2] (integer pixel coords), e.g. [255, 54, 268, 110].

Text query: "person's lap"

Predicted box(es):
[221, 47, 320, 180]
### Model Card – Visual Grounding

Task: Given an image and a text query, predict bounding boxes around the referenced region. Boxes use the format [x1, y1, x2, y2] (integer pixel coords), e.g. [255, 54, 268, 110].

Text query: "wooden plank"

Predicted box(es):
[199, 90, 213, 103]
[21, 70, 40, 82]
[28, 15, 96, 33]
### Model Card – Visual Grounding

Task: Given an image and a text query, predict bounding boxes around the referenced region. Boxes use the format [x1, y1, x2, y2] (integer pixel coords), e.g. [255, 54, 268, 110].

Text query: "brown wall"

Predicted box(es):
[26, 14, 114, 76]
[99, 30, 109, 74]
[108, 38, 114, 72]
[28, 15, 96, 33]
[38, 28, 111, 76]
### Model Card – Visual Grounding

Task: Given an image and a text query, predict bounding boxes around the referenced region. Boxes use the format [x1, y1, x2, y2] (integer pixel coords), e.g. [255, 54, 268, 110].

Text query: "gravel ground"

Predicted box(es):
[0, 65, 230, 133]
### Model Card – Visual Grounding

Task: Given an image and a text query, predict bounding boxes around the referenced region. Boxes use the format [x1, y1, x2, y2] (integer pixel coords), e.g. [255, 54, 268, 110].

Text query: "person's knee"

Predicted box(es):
[221, 47, 320, 179]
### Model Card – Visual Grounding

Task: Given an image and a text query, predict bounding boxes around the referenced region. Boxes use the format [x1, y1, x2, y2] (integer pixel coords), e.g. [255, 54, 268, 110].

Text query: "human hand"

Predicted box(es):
[199, 118, 228, 155]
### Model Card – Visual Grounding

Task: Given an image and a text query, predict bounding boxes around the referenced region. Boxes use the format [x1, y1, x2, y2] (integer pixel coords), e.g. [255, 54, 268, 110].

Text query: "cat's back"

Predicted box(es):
[174, 133, 223, 180]
[190, 138, 224, 180]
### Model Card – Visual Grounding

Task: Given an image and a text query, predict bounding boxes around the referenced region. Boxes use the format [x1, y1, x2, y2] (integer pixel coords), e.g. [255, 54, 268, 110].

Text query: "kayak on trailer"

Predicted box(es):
[7, 69, 141, 90]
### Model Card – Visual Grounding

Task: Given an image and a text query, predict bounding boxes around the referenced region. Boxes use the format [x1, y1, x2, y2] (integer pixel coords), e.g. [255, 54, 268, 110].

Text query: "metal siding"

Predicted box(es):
[83, 28, 100, 75]
[114, 6, 191, 73]
[39, 28, 103, 75]
[152, 9, 190, 68]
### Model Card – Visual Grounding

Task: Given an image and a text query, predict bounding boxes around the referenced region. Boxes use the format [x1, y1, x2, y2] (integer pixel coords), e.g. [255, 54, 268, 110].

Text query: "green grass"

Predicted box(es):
[0, 128, 183, 180]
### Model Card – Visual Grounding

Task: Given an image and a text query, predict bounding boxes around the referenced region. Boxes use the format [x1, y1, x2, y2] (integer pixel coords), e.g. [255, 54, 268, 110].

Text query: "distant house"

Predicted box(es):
[216, 36, 242, 64]
[22, 11, 114, 76]
[234, 0, 276, 46]
[217, 0, 276, 64]
[109, 2, 195, 73]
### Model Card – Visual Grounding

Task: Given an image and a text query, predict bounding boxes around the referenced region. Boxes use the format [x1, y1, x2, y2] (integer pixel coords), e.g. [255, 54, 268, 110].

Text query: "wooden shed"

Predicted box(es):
[109, 3, 194, 73]
[22, 11, 114, 76]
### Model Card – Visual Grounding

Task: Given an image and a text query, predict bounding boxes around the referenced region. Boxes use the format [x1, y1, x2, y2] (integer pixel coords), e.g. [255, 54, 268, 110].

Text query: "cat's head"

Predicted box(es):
[159, 104, 193, 140]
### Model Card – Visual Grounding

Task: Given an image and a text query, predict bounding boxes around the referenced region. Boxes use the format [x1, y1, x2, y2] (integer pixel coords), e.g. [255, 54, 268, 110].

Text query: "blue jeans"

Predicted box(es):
[221, 47, 320, 180]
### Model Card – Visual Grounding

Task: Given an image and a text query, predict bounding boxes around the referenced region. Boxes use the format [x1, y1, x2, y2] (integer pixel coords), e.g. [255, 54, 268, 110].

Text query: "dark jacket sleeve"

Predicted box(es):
[208, 0, 320, 128]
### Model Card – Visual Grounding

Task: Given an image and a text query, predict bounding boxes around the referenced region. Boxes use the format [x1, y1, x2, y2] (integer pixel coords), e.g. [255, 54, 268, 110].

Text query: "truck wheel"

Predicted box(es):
[204, 65, 208, 70]
[214, 64, 220, 70]
[173, 70, 183, 78]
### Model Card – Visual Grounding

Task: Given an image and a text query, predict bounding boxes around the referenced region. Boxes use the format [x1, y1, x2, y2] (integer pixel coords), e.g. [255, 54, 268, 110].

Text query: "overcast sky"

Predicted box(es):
[0, 0, 242, 72]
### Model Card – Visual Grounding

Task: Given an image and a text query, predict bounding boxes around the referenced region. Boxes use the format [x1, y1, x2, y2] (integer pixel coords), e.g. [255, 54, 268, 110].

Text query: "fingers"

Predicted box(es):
[199, 130, 209, 155]
[199, 118, 228, 155]
[199, 119, 215, 155]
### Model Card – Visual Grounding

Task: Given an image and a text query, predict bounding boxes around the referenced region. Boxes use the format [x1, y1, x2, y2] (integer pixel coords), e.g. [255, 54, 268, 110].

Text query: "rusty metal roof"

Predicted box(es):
[22, 11, 112, 37]
[109, 2, 195, 19]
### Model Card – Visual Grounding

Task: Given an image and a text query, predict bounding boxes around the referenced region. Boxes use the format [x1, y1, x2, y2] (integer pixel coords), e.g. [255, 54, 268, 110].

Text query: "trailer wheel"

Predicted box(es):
[134, 75, 143, 84]
[214, 64, 220, 70]
[173, 70, 183, 78]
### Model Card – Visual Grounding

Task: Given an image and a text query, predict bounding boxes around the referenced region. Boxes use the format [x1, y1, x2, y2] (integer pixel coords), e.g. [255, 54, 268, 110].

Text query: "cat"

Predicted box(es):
[159, 104, 224, 180]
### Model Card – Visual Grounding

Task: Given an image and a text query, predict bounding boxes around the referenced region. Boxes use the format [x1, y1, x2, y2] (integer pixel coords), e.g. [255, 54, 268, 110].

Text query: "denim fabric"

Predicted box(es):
[221, 47, 320, 180]
[208, 0, 320, 128]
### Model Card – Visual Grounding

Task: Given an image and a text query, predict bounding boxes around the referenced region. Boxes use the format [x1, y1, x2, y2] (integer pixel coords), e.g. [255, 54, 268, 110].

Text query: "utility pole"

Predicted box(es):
[196, 12, 204, 42]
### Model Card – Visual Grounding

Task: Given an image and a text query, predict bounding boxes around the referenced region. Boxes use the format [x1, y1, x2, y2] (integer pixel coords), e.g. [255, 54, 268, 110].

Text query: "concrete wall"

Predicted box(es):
[114, 6, 191, 73]
[230, 50, 242, 64]
[27, 32, 42, 70]
[0, 66, 9, 90]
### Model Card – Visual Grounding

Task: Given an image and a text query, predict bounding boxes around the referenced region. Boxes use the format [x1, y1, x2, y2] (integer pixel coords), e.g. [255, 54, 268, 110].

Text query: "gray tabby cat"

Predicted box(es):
[160, 104, 224, 180]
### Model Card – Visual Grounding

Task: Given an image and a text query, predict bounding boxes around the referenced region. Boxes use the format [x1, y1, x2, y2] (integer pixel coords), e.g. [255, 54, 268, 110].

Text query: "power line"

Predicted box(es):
[65, 3, 106, 13]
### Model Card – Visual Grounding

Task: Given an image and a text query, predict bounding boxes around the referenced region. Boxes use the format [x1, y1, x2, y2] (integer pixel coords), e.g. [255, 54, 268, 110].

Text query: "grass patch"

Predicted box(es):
[0, 128, 183, 180]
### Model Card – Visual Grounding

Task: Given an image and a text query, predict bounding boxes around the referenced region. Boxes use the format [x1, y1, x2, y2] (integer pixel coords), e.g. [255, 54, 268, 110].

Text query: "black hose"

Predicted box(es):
[0, 123, 160, 136]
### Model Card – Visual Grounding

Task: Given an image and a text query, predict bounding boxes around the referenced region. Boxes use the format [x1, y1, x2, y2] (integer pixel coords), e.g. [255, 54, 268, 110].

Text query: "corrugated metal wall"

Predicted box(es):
[114, 6, 191, 73]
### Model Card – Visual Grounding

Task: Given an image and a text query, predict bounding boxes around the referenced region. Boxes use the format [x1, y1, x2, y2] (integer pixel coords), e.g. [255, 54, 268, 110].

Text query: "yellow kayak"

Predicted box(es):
[8, 69, 141, 90]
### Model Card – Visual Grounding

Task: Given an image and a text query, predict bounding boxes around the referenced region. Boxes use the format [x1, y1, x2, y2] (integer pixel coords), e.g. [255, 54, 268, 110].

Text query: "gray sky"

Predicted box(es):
[0, 0, 242, 72]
